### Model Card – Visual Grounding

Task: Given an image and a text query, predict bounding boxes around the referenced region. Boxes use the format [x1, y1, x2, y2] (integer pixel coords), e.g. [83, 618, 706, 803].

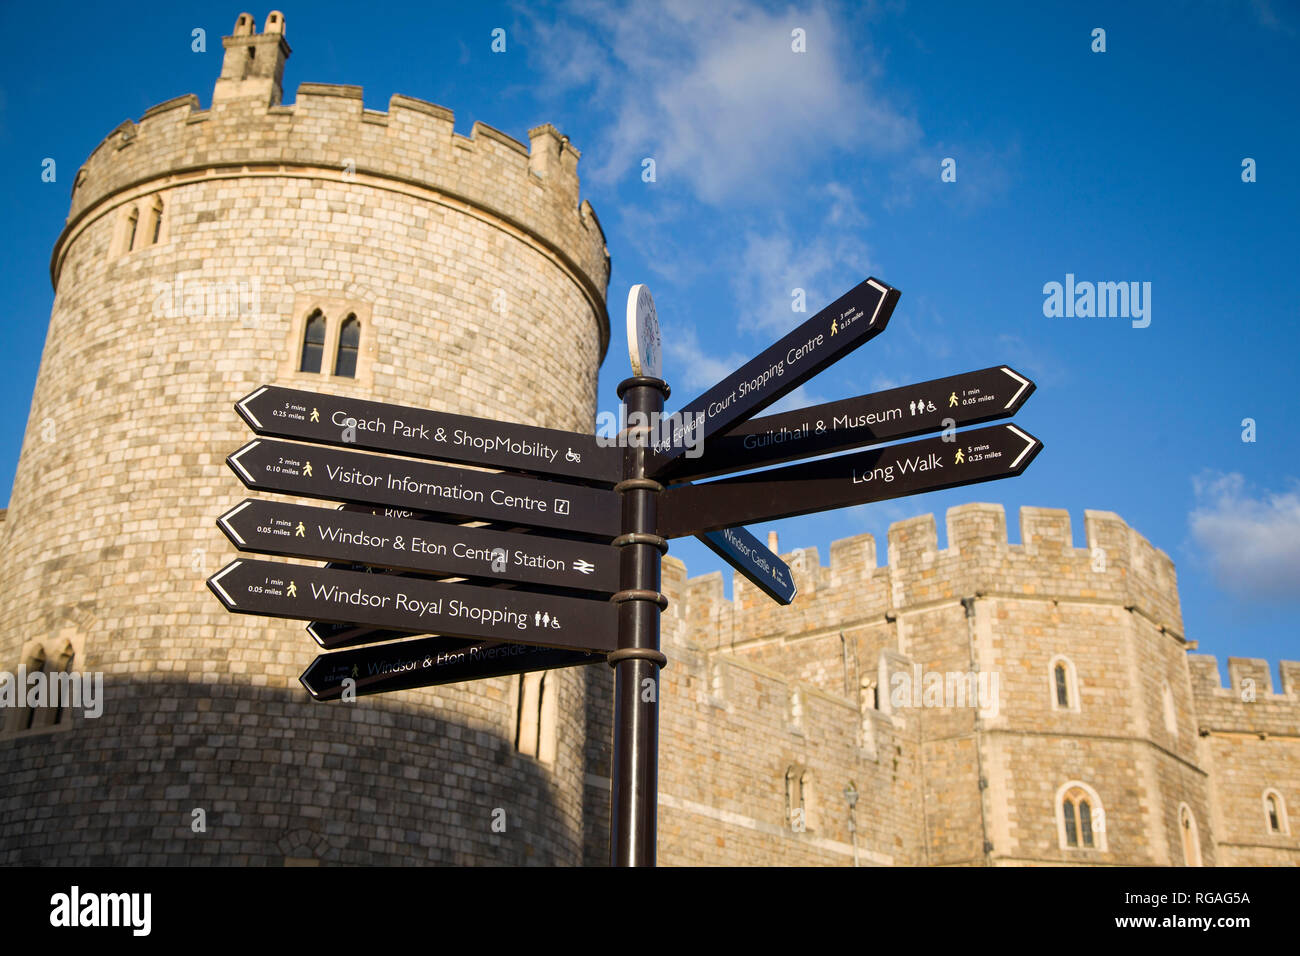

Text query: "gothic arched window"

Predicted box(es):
[1057, 782, 1107, 852]
[334, 314, 359, 378]
[1049, 655, 1079, 712]
[299, 311, 326, 373]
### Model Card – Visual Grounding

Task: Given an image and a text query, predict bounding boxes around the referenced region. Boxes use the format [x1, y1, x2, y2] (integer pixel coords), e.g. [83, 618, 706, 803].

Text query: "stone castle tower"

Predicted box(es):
[2, 12, 1295, 867]
[0, 12, 610, 864]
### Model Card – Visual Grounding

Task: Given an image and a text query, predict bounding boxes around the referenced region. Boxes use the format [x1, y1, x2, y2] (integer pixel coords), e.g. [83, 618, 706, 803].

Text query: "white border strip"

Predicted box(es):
[999, 367, 1030, 410]
[218, 501, 253, 547]
[1008, 424, 1037, 469]
[228, 442, 259, 484]
[236, 387, 269, 429]
[209, 562, 241, 606]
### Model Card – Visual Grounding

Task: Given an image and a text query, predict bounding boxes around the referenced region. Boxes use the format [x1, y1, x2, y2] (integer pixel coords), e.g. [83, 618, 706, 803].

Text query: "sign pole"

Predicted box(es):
[609, 375, 669, 867]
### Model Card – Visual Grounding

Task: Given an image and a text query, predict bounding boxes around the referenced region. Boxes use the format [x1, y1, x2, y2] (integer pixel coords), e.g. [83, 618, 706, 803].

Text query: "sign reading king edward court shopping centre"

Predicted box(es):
[207, 275, 1041, 865]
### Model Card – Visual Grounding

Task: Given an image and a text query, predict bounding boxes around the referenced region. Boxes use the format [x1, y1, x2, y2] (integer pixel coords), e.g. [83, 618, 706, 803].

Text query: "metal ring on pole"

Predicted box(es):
[617, 376, 671, 399]
[612, 532, 668, 553]
[612, 588, 669, 610]
[615, 477, 664, 494]
[607, 647, 669, 668]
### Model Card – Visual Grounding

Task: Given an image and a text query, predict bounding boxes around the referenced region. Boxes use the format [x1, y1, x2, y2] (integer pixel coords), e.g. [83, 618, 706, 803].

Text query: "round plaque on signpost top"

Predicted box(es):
[626, 284, 662, 379]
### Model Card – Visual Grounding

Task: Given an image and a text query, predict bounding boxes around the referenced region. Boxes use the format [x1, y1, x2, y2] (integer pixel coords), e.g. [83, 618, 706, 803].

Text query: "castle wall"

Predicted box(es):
[640, 504, 1287, 868]
[0, 24, 608, 865]
[1190, 656, 1300, 865]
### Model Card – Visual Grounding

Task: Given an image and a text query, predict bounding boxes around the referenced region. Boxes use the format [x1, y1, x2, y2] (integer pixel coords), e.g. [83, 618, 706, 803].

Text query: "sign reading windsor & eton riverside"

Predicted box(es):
[208, 272, 1043, 866]
[300, 635, 602, 701]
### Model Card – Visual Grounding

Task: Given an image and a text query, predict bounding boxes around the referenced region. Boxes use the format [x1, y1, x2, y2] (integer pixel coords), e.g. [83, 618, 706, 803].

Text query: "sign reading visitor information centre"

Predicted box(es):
[207, 274, 1041, 866]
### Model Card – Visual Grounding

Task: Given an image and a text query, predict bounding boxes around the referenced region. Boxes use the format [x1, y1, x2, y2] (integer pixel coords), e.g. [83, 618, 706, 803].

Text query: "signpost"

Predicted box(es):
[300, 634, 603, 701]
[208, 273, 1043, 868]
[697, 525, 797, 605]
[207, 558, 618, 651]
[218, 498, 618, 593]
[657, 365, 1035, 483]
[645, 277, 900, 474]
[236, 384, 620, 484]
[227, 439, 620, 537]
[658, 423, 1042, 538]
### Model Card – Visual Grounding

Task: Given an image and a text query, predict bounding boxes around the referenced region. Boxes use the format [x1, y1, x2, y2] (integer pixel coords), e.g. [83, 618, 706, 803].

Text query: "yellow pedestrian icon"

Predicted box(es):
[303, 461, 313, 477]
[830, 319, 839, 335]
[287, 581, 297, 597]
[295, 522, 306, 537]
[310, 408, 320, 423]
[955, 449, 965, 465]
[949, 392, 958, 408]
[351, 664, 359, 678]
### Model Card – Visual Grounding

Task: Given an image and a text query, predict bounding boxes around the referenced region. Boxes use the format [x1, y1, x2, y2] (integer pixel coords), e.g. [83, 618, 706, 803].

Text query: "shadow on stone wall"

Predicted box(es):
[0, 676, 573, 866]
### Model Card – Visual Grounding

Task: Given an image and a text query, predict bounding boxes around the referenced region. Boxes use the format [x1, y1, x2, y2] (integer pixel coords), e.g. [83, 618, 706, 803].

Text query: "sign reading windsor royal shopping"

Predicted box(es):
[207, 274, 1040, 709]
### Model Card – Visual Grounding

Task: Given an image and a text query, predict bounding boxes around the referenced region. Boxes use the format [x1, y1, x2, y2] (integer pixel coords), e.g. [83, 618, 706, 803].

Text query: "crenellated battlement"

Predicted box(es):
[671, 504, 1185, 647]
[57, 26, 609, 328]
[1188, 654, 1300, 736]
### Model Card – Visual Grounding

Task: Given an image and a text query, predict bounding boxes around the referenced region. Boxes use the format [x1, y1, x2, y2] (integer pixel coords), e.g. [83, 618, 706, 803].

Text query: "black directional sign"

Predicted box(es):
[659, 366, 1035, 483]
[237, 384, 621, 484]
[658, 424, 1043, 538]
[227, 439, 620, 537]
[697, 526, 797, 605]
[646, 277, 900, 474]
[207, 559, 618, 652]
[300, 635, 604, 701]
[218, 498, 618, 594]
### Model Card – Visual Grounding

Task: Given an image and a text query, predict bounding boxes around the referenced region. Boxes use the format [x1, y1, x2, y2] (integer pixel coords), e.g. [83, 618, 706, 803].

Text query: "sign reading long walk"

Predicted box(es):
[300, 635, 604, 701]
[236, 385, 620, 484]
[658, 424, 1043, 538]
[227, 439, 620, 537]
[659, 365, 1035, 483]
[207, 559, 618, 652]
[217, 498, 618, 594]
[697, 526, 797, 605]
[646, 278, 900, 474]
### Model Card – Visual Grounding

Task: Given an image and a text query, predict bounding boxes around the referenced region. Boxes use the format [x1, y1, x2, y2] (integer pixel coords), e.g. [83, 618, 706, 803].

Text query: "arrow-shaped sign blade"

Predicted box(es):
[646, 277, 900, 474]
[225, 439, 620, 538]
[660, 365, 1036, 483]
[206, 558, 617, 653]
[658, 424, 1043, 538]
[216, 498, 619, 594]
[236, 384, 621, 485]
[697, 525, 797, 605]
[300, 635, 604, 701]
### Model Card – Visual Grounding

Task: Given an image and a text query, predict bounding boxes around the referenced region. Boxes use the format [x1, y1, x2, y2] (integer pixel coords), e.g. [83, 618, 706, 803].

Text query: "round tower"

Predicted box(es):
[0, 12, 610, 865]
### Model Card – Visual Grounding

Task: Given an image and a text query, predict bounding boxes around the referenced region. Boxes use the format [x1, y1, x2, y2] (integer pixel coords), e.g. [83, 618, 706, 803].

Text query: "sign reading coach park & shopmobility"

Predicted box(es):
[236, 384, 621, 484]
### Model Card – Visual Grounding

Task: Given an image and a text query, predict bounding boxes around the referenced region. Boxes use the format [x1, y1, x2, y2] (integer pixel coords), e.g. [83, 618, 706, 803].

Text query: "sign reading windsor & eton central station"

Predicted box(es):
[208, 275, 1042, 866]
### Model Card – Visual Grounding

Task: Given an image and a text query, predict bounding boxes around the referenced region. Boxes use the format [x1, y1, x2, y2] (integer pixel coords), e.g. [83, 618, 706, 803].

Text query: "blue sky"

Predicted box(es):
[1, 1, 1296, 680]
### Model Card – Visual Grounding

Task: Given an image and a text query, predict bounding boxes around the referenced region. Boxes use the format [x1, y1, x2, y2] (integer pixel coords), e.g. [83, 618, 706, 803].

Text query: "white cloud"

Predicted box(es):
[1189, 473, 1300, 602]
[731, 225, 877, 335]
[521, 0, 919, 204]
